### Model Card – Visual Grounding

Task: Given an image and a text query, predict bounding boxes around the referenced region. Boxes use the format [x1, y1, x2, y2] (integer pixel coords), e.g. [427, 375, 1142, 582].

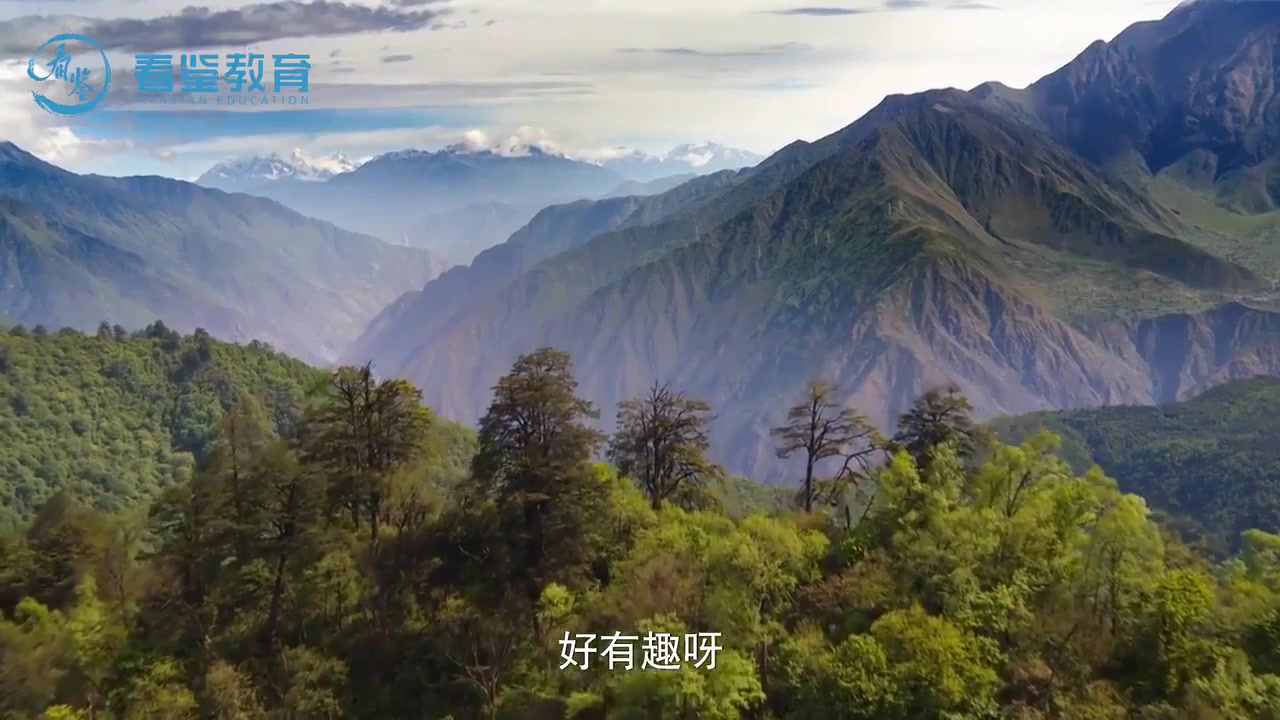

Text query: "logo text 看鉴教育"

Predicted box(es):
[133, 52, 312, 106]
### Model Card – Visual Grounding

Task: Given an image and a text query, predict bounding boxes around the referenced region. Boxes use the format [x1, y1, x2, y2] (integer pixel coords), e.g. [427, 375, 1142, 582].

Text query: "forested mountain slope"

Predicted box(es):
[995, 375, 1280, 545]
[0, 324, 474, 530]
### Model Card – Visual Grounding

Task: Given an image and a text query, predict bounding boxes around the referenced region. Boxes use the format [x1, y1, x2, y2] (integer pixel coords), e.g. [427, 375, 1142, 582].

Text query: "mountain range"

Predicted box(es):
[197, 141, 760, 190]
[194, 142, 763, 264]
[347, 0, 1280, 479]
[0, 142, 447, 365]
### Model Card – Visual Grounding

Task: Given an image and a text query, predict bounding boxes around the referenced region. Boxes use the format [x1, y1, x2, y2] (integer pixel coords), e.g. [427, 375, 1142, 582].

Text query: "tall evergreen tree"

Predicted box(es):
[301, 365, 432, 539]
[892, 384, 979, 470]
[206, 393, 274, 564]
[471, 348, 608, 609]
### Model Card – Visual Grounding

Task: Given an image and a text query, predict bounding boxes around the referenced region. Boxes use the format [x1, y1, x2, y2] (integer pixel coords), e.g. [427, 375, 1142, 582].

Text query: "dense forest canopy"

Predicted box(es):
[993, 377, 1280, 549]
[0, 322, 475, 532]
[3, 329, 1280, 718]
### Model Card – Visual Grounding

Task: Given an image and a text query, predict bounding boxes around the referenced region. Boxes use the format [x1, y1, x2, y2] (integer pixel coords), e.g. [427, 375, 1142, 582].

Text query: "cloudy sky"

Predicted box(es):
[1, 0, 1183, 179]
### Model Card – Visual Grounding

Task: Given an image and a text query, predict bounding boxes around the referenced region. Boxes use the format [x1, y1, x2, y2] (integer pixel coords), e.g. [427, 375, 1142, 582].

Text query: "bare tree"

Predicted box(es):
[772, 380, 882, 513]
[609, 382, 722, 510]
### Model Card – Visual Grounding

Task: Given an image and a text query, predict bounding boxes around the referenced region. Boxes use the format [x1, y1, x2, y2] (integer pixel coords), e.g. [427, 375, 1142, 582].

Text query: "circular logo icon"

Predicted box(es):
[28, 33, 111, 116]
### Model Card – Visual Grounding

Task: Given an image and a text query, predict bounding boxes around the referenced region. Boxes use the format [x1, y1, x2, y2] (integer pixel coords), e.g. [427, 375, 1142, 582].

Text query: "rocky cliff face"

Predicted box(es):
[1029, 0, 1280, 205]
[1090, 302, 1280, 403]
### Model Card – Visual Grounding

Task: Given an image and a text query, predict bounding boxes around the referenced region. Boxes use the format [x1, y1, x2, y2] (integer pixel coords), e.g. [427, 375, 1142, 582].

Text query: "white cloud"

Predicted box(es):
[0, 60, 133, 169]
[139, 0, 1186, 151]
[2, 0, 1192, 174]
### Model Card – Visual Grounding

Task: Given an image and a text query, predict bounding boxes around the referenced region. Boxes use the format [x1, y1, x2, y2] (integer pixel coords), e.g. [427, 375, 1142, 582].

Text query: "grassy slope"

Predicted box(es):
[1150, 172, 1280, 298]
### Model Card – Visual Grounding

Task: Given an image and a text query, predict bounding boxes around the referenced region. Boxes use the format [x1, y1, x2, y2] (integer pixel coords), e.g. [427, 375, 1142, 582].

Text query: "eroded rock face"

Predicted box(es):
[1090, 302, 1280, 404]
[1030, 0, 1280, 181]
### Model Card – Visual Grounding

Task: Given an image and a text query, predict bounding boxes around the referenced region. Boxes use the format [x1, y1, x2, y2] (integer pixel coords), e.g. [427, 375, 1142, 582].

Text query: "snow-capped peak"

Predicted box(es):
[591, 141, 764, 181]
[288, 148, 358, 177]
[438, 128, 568, 159]
[198, 148, 361, 186]
[662, 141, 758, 168]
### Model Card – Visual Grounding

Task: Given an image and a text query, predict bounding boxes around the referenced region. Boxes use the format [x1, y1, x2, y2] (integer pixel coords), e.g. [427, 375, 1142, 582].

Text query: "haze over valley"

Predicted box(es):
[196, 140, 763, 264]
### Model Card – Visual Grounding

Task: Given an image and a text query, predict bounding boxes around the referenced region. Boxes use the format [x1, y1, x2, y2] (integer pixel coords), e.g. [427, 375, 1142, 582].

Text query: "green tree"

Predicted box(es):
[64, 577, 126, 716]
[471, 348, 609, 613]
[200, 660, 267, 720]
[301, 365, 432, 539]
[114, 658, 198, 720]
[205, 393, 274, 564]
[892, 384, 979, 469]
[776, 628, 895, 720]
[253, 441, 323, 646]
[606, 615, 764, 720]
[0, 598, 68, 716]
[276, 646, 347, 720]
[7, 350, 1280, 720]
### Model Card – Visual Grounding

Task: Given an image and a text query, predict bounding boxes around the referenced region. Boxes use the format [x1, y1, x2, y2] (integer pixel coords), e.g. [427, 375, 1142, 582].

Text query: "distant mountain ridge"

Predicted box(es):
[348, 0, 1280, 480]
[0, 142, 447, 365]
[606, 173, 699, 198]
[194, 145, 624, 264]
[197, 139, 761, 189]
[193, 139, 762, 264]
